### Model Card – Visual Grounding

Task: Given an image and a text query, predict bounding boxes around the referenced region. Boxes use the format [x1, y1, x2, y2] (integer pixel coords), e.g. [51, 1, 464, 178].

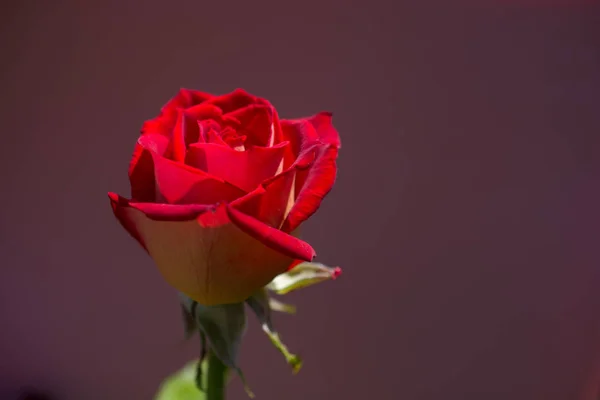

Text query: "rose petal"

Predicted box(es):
[109, 192, 148, 250]
[128, 134, 169, 202]
[140, 89, 213, 136]
[281, 144, 339, 232]
[169, 110, 187, 162]
[108, 196, 298, 305]
[280, 118, 321, 172]
[224, 104, 275, 147]
[163, 88, 214, 114]
[139, 115, 173, 137]
[177, 104, 223, 147]
[232, 168, 297, 229]
[184, 102, 222, 120]
[270, 107, 284, 146]
[276, 113, 340, 232]
[169, 108, 224, 162]
[226, 204, 315, 261]
[281, 111, 341, 156]
[281, 117, 320, 151]
[207, 88, 264, 114]
[109, 192, 216, 221]
[203, 127, 228, 146]
[185, 141, 288, 192]
[307, 112, 340, 147]
[152, 153, 245, 205]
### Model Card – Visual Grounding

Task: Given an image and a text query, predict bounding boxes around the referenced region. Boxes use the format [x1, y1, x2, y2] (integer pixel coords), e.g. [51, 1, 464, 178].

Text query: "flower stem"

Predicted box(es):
[206, 349, 227, 400]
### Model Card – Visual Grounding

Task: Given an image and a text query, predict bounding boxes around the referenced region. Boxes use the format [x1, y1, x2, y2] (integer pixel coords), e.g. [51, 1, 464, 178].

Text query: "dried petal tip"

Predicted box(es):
[331, 266, 342, 279]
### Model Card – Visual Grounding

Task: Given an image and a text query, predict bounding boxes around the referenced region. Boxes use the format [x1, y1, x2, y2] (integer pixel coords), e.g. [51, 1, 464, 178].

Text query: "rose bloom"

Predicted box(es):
[108, 89, 340, 305]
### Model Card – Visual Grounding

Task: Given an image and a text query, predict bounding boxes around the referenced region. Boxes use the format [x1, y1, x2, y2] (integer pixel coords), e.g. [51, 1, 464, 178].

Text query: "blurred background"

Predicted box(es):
[1, 1, 599, 399]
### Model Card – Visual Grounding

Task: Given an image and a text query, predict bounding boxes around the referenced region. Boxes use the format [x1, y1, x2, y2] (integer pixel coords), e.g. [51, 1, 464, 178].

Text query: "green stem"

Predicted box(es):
[206, 350, 227, 400]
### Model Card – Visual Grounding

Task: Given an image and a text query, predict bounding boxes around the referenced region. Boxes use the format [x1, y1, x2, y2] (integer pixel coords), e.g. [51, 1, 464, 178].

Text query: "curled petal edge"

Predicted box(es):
[108, 193, 315, 264]
[108, 192, 217, 221]
[226, 204, 316, 262]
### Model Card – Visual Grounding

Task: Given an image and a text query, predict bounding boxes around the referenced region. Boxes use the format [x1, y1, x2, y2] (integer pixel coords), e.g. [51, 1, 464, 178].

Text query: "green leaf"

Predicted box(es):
[154, 359, 206, 400]
[246, 290, 302, 373]
[266, 262, 342, 295]
[179, 293, 254, 397]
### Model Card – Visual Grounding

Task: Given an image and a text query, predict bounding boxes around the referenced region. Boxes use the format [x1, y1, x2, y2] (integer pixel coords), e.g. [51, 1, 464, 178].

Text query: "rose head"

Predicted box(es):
[108, 88, 340, 305]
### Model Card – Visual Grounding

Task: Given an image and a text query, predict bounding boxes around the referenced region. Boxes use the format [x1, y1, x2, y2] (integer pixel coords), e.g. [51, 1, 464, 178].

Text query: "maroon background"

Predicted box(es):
[1, 1, 600, 399]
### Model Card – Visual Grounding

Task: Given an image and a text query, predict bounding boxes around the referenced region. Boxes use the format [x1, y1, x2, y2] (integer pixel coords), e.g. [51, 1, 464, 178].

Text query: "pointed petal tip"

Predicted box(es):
[108, 191, 123, 209]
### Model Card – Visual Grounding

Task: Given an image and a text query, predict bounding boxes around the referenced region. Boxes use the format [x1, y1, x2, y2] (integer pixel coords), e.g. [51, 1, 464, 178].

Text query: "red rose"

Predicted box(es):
[108, 88, 340, 305]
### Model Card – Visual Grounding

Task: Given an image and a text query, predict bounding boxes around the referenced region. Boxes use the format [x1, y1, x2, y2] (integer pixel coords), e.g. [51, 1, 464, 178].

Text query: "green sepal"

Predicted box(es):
[267, 262, 341, 295]
[268, 297, 297, 314]
[180, 303, 197, 340]
[179, 293, 254, 398]
[246, 289, 302, 373]
[180, 304, 208, 391]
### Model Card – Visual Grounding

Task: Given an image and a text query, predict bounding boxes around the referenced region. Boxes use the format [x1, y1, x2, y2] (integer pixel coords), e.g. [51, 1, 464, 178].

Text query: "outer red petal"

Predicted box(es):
[184, 102, 222, 120]
[128, 134, 169, 202]
[281, 111, 340, 151]
[162, 88, 214, 115]
[281, 144, 339, 232]
[139, 116, 173, 137]
[226, 204, 316, 261]
[280, 117, 321, 175]
[108, 193, 298, 305]
[306, 112, 340, 148]
[140, 88, 213, 136]
[109, 192, 216, 221]
[169, 110, 187, 162]
[270, 106, 285, 146]
[185, 141, 288, 192]
[207, 88, 264, 113]
[231, 168, 297, 229]
[278, 113, 341, 232]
